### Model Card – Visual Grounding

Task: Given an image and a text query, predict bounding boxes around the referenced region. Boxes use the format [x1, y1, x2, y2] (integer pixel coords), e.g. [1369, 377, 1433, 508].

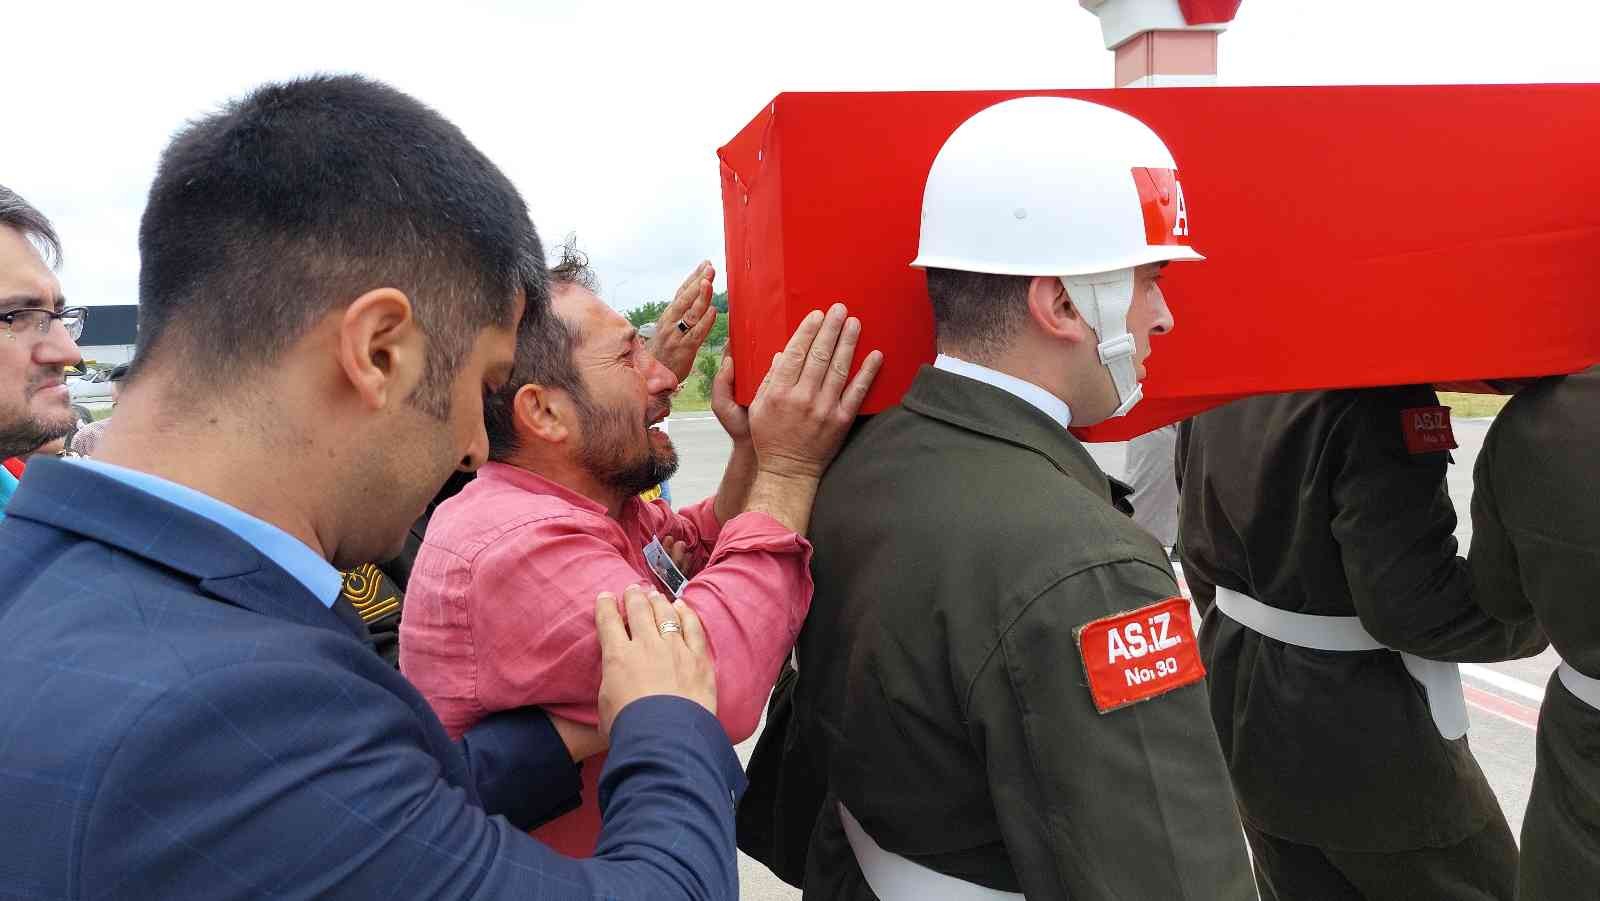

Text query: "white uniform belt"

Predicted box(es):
[839, 803, 1025, 901]
[1213, 586, 1470, 741]
[1558, 661, 1600, 711]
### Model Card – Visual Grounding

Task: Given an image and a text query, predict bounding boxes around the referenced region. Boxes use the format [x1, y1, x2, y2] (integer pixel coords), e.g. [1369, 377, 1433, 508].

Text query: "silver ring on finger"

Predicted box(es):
[676, 319, 692, 334]
[658, 620, 682, 636]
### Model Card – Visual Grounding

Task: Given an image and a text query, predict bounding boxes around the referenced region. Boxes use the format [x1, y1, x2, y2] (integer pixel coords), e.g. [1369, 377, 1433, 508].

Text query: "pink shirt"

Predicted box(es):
[399, 462, 813, 856]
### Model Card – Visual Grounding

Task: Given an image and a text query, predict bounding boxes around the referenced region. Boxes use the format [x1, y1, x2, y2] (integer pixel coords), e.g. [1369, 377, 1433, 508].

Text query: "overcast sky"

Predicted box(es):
[6, 0, 1599, 313]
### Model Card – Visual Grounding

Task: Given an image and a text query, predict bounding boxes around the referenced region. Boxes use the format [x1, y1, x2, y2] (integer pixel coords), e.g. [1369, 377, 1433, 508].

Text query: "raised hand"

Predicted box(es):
[648, 261, 717, 382]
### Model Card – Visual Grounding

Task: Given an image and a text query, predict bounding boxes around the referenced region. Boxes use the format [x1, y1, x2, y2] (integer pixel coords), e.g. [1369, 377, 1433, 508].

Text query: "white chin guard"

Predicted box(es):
[1061, 270, 1142, 419]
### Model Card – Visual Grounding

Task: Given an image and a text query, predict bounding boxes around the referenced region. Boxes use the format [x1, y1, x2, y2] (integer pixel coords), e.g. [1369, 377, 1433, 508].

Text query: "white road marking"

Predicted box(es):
[1464, 685, 1541, 731]
[1461, 663, 1547, 704]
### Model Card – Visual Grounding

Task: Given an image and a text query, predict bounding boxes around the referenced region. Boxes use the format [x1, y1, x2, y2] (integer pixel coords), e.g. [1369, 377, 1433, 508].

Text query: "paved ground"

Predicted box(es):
[662, 409, 1547, 899]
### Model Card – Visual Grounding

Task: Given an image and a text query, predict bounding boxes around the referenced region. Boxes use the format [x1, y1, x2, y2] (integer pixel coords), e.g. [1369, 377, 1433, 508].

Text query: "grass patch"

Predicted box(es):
[1438, 392, 1511, 419]
[671, 370, 713, 414]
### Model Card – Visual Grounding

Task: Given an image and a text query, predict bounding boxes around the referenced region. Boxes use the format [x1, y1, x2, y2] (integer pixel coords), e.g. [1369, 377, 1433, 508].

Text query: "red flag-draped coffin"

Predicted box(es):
[717, 86, 1600, 441]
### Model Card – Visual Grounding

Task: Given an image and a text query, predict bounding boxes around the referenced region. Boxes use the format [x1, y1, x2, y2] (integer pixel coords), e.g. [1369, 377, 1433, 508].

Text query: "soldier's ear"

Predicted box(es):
[1026, 276, 1093, 346]
[513, 383, 572, 446]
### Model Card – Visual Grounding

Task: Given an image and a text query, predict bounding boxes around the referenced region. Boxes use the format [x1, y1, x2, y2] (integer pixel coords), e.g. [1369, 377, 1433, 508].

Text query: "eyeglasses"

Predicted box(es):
[1, 307, 87, 342]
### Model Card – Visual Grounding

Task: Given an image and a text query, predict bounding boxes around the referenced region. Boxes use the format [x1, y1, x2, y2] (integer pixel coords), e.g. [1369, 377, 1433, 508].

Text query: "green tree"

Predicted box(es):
[706, 315, 729, 350]
[696, 351, 720, 400]
[626, 293, 728, 349]
[625, 300, 670, 328]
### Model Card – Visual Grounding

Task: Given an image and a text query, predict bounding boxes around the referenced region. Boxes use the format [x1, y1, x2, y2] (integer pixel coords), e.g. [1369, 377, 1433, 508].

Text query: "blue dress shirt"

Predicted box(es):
[64, 457, 343, 606]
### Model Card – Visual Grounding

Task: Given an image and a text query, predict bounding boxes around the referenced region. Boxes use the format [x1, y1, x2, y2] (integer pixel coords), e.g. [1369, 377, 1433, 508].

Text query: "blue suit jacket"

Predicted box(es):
[0, 459, 744, 900]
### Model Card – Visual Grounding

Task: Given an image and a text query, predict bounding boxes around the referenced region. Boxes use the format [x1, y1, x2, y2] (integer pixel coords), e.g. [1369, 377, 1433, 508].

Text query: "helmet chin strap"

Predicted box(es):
[1061, 270, 1142, 419]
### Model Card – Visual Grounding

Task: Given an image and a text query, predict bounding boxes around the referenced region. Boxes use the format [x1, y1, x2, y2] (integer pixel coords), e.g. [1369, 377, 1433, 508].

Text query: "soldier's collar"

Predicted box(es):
[902, 365, 1105, 486]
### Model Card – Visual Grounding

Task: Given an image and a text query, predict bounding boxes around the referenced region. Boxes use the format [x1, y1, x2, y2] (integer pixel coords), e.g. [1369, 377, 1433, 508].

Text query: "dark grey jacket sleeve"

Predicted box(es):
[1330, 388, 1545, 661]
[967, 562, 1254, 901]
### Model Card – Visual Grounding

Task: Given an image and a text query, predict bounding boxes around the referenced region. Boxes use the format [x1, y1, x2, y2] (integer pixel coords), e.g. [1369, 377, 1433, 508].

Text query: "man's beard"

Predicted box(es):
[0, 374, 75, 459]
[576, 394, 679, 500]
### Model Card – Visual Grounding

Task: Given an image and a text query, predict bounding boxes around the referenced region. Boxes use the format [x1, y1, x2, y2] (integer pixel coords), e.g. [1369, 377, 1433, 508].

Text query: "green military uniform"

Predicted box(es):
[1468, 365, 1600, 900]
[782, 366, 1253, 900]
[338, 563, 405, 666]
[1176, 387, 1546, 901]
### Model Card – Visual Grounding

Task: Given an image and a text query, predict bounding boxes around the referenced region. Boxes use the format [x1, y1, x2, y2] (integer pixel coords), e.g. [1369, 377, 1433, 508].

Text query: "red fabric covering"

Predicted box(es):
[3, 458, 24, 478]
[1179, 0, 1243, 25]
[717, 85, 1600, 441]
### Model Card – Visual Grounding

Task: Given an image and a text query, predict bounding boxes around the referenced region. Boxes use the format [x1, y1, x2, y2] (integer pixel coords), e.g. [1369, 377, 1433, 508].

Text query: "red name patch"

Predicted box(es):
[1400, 405, 1458, 455]
[1074, 597, 1205, 714]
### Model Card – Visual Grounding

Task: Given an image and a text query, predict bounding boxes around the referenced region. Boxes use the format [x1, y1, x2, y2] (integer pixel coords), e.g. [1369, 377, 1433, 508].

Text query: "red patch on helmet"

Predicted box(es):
[1132, 167, 1191, 248]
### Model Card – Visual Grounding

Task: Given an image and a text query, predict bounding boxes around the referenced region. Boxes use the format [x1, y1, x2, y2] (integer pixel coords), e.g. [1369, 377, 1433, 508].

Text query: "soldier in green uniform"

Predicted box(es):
[757, 96, 1254, 900]
[1175, 386, 1548, 900]
[1467, 365, 1600, 900]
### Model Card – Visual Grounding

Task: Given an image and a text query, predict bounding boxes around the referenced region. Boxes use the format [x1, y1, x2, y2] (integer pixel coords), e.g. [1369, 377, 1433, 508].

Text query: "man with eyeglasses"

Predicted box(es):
[0, 185, 85, 519]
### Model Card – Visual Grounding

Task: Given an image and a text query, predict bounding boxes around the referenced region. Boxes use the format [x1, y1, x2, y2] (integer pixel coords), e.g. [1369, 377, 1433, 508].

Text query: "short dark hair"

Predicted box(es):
[484, 240, 596, 461]
[0, 184, 62, 268]
[923, 267, 1032, 360]
[135, 74, 541, 416]
[108, 364, 131, 381]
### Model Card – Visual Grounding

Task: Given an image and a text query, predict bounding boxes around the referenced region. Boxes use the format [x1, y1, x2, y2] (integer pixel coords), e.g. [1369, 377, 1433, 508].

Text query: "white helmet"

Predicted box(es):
[912, 95, 1203, 418]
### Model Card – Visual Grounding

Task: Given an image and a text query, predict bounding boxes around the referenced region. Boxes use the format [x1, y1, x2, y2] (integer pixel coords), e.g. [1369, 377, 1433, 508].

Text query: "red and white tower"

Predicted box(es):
[1080, 0, 1243, 87]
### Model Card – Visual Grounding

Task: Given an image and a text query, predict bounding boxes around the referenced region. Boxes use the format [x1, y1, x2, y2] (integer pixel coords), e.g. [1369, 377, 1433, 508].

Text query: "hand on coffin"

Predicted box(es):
[710, 354, 751, 446]
[649, 261, 717, 381]
[748, 304, 883, 482]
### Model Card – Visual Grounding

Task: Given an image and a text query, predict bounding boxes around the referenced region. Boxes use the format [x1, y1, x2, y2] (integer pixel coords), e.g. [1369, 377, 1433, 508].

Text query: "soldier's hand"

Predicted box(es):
[595, 585, 715, 740]
[748, 303, 882, 481]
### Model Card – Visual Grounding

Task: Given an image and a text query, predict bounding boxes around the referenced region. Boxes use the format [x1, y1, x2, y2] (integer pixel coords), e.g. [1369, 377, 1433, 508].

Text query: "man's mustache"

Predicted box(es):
[645, 392, 674, 423]
[25, 367, 66, 397]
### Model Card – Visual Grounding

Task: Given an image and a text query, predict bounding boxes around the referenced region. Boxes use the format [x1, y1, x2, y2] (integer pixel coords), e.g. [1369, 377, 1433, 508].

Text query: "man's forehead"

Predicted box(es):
[552, 283, 629, 344]
[0, 226, 61, 309]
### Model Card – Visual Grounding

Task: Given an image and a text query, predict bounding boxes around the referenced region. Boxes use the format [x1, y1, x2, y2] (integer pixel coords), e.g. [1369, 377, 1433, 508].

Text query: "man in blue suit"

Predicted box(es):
[0, 75, 745, 899]
[0, 183, 81, 520]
